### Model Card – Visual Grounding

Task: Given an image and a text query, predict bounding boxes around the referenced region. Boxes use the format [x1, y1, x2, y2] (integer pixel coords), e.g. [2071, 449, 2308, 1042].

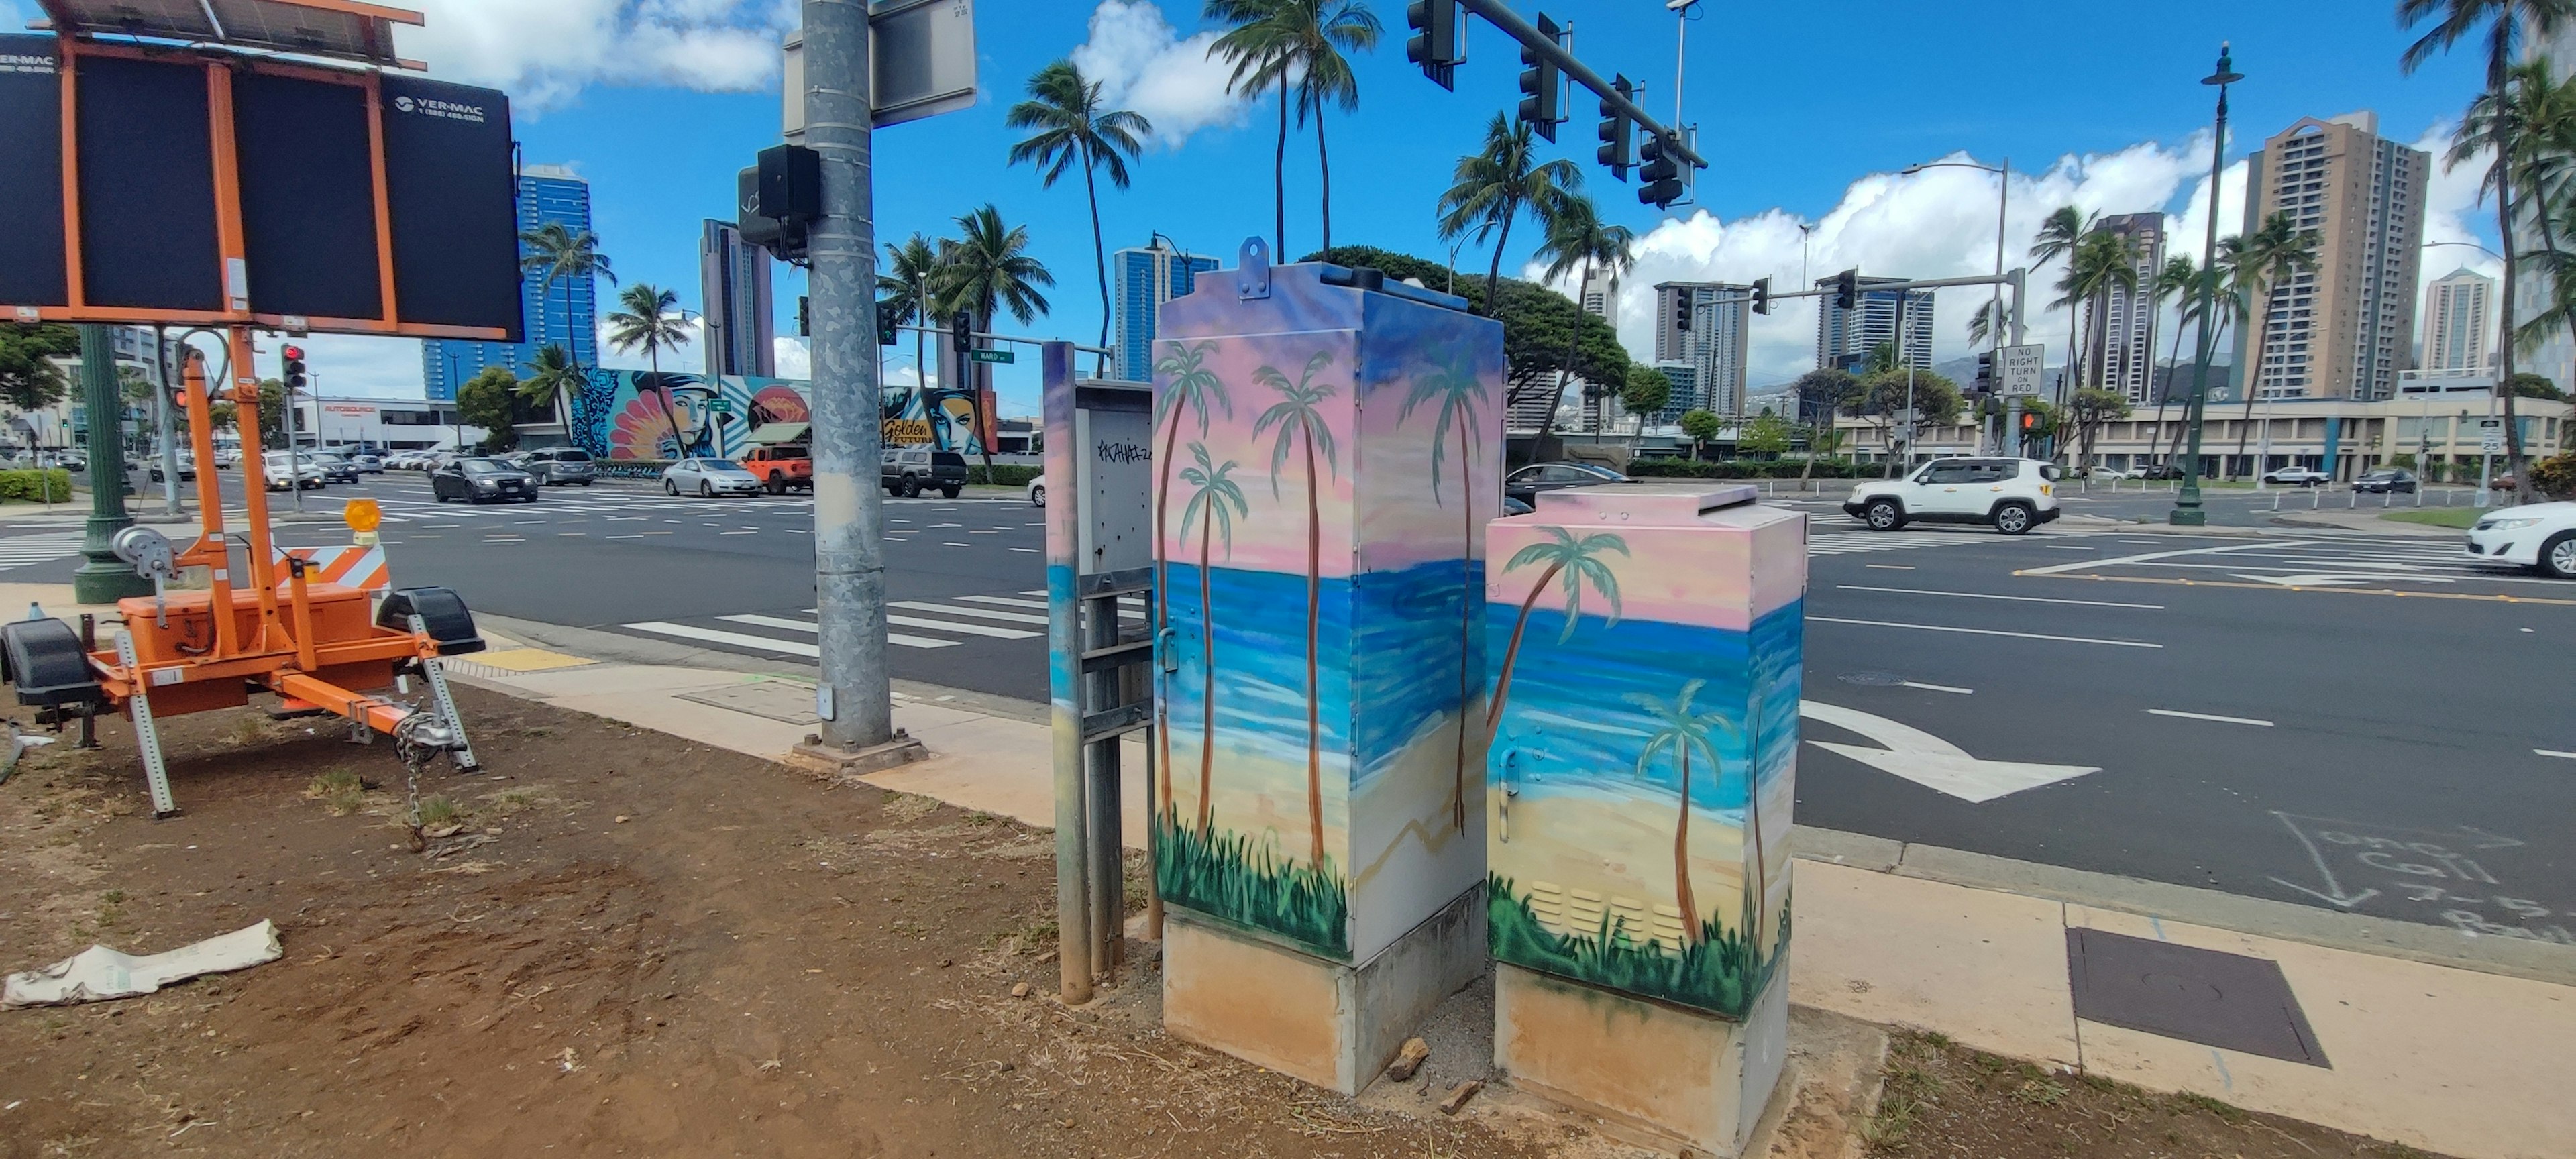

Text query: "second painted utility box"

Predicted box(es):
[1483, 482, 1806, 1156]
[1152, 244, 1503, 1093]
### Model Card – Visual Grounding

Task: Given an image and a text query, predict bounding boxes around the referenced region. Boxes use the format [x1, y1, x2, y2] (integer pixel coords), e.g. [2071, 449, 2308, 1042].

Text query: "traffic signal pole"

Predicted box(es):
[794, 0, 924, 772]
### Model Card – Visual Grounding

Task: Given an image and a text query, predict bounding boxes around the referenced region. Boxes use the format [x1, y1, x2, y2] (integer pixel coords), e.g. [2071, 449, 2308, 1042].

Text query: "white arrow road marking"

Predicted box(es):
[1799, 700, 2100, 803]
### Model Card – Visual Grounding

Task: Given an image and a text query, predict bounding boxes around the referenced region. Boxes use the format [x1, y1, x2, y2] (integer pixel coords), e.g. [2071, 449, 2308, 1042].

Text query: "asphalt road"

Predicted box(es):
[7, 472, 2570, 944]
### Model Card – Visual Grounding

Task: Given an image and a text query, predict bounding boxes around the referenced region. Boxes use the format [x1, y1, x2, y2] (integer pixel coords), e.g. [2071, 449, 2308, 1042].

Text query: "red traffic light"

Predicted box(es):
[2019, 412, 2037, 429]
[281, 345, 305, 362]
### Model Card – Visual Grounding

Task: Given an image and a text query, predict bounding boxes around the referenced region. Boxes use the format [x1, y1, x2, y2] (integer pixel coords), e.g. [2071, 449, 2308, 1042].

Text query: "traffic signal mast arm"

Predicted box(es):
[1707, 268, 2030, 347]
[1454, 0, 1705, 170]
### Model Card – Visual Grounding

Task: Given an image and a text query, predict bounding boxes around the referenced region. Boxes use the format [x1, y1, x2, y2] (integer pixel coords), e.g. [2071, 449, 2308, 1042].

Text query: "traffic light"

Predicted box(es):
[875, 299, 899, 346]
[1595, 74, 1633, 180]
[1516, 13, 1562, 142]
[280, 345, 308, 393]
[1750, 277, 1771, 317]
[1638, 132, 1682, 208]
[2020, 410, 2037, 430]
[1670, 288, 1692, 333]
[1831, 269, 1859, 311]
[1974, 351, 1994, 394]
[1405, 0, 1459, 89]
[800, 295, 812, 338]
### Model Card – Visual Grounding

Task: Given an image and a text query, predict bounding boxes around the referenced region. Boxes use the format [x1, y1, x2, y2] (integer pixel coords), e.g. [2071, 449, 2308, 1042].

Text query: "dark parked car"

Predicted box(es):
[1501, 494, 1534, 516]
[521, 447, 598, 486]
[2354, 468, 2418, 494]
[1503, 461, 1629, 506]
[882, 448, 968, 498]
[306, 451, 361, 484]
[429, 457, 539, 504]
[2135, 463, 2184, 480]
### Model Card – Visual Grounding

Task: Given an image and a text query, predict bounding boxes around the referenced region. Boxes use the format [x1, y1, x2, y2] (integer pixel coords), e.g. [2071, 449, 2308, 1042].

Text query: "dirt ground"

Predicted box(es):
[1862, 1032, 2449, 1159]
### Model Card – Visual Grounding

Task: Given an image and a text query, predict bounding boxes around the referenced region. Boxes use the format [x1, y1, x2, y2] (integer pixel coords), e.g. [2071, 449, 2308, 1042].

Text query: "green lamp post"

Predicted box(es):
[2171, 44, 2243, 527]
[72, 325, 152, 603]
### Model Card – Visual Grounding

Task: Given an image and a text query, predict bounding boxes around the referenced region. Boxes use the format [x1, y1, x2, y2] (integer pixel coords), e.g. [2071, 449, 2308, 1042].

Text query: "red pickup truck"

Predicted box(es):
[740, 445, 812, 494]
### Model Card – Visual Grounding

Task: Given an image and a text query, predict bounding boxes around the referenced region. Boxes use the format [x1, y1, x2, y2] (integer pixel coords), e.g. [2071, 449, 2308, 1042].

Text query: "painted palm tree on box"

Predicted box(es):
[1251, 351, 1341, 867]
[1151, 341, 1230, 818]
[1176, 443, 1247, 835]
[1399, 345, 1487, 833]
[1483, 526, 1627, 750]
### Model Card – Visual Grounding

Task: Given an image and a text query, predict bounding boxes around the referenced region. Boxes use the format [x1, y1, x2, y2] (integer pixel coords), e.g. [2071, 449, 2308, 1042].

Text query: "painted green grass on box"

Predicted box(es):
[1155, 814, 1350, 960]
[1488, 873, 1786, 1019]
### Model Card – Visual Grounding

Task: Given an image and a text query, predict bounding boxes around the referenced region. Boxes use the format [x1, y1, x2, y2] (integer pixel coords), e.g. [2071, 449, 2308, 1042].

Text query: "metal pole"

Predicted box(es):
[72, 326, 149, 603]
[2477, 390, 2496, 508]
[805, 0, 898, 751]
[153, 328, 180, 516]
[2171, 44, 2241, 527]
[1991, 159, 2008, 454]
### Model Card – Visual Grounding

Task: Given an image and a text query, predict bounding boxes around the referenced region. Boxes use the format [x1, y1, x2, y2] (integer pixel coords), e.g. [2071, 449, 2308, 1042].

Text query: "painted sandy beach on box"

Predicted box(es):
[1148, 269, 1503, 964]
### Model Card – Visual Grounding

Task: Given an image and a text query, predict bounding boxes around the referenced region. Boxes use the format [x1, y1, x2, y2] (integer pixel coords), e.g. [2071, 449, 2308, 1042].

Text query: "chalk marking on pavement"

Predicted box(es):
[1901, 681, 1973, 694]
[2147, 708, 2274, 727]
[2538, 749, 2576, 760]
[2017, 539, 2293, 577]
[1837, 584, 2163, 610]
[1807, 616, 2161, 649]
[890, 600, 1049, 625]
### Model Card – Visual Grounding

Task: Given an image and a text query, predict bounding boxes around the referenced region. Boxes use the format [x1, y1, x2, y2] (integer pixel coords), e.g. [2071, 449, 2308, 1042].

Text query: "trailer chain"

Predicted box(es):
[393, 712, 443, 852]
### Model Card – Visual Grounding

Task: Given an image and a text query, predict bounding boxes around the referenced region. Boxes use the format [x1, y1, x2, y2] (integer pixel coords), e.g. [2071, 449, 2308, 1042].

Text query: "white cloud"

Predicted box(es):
[1069, 1, 1258, 147]
[773, 336, 811, 380]
[396, 0, 791, 109]
[1534, 125, 2498, 388]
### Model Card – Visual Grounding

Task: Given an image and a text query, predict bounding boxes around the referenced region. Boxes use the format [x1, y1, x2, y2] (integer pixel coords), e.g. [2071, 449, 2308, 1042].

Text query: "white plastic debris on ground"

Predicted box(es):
[3, 920, 282, 1007]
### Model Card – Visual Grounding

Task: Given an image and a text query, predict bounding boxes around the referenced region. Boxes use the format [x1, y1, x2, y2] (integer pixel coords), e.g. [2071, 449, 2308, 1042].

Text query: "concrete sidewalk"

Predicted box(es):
[10, 584, 2570, 1158]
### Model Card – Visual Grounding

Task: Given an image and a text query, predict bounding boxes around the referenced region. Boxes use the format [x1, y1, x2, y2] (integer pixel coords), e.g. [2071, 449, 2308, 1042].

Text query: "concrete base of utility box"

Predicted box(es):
[1495, 958, 1790, 1158]
[1161, 886, 1484, 1095]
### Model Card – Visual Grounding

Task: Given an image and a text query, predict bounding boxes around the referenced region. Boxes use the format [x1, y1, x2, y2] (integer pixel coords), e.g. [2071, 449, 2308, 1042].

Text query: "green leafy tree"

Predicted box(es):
[1253, 351, 1341, 866]
[1535, 195, 1636, 433]
[2506, 372, 2567, 399]
[1150, 339, 1230, 817]
[2142, 255, 2204, 464]
[1175, 443, 1249, 834]
[256, 379, 290, 447]
[936, 204, 1055, 473]
[1007, 60, 1150, 375]
[1436, 113, 1583, 317]
[1740, 411, 1793, 457]
[1790, 368, 1861, 480]
[1301, 246, 1627, 431]
[1679, 409, 1724, 458]
[519, 221, 614, 397]
[515, 345, 584, 412]
[0, 323, 77, 412]
[1853, 368, 1962, 472]
[606, 283, 693, 452]
[1622, 362, 1672, 421]
[455, 367, 521, 452]
[1485, 527, 1627, 751]
[2065, 386, 2133, 470]
[2058, 228, 2141, 392]
[2405, 0, 2576, 503]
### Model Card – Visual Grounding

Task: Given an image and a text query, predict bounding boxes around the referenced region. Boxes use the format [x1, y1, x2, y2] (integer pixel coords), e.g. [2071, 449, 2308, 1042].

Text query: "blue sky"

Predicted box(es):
[12, 1, 2506, 413]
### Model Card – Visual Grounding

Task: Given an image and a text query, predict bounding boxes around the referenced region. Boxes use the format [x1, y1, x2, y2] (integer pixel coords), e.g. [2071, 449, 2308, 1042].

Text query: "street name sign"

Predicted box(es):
[969, 349, 1016, 365]
[1997, 344, 2044, 398]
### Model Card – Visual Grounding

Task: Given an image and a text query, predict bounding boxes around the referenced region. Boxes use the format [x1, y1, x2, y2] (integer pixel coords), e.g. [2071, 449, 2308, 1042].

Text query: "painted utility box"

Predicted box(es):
[1483, 482, 1805, 1156]
[1152, 243, 1503, 1093]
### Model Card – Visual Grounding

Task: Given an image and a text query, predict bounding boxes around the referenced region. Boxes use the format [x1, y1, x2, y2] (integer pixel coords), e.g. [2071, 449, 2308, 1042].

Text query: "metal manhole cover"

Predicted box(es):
[1837, 671, 1907, 687]
[2067, 927, 2329, 1067]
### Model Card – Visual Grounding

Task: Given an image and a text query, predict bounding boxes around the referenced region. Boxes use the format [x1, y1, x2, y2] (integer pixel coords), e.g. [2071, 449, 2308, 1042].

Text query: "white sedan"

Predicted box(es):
[2465, 501, 2576, 580]
[2261, 466, 2332, 487]
[661, 457, 763, 498]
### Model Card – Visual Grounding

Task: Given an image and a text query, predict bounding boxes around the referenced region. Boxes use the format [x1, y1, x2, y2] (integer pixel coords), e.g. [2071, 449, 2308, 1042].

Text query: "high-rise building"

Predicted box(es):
[2229, 112, 2429, 402]
[1815, 275, 1934, 374]
[2082, 213, 2167, 404]
[1649, 360, 1701, 427]
[2422, 268, 2496, 376]
[700, 220, 775, 379]
[1652, 282, 1752, 419]
[1112, 239, 1219, 382]
[422, 165, 597, 403]
[1573, 265, 1623, 431]
[2518, 23, 2576, 393]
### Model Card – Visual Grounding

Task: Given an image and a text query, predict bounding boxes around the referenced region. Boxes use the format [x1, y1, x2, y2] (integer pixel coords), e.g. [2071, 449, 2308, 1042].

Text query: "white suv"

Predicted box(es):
[2464, 502, 2576, 580]
[1843, 457, 2062, 535]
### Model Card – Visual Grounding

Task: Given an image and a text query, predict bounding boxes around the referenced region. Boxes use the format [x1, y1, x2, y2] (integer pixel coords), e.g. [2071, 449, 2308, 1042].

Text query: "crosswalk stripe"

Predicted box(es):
[623, 621, 828, 656]
[890, 600, 1049, 625]
[959, 595, 1049, 610]
[888, 614, 1037, 639]
[720, 612, 1000, 648]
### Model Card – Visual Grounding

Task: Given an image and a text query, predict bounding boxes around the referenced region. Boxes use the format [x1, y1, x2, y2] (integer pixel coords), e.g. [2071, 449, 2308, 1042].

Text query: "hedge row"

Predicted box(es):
[1625, 458, 1864, 480]
[967, 464, 1042, 488]
[0, 469, 72, 503]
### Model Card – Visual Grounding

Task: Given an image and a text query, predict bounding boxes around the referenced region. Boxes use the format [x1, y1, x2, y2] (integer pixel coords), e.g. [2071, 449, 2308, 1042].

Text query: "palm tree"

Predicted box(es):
[1007, 60, 1151, 378]
[1251, 351, 1340, 867]
[1205, 0, 1296, 258]
[2055, 229, 2140, 395]
[1437, 112, 1584, 317]
[519, 223, 615, 381]
[2222, 211, 2318, 476]
[1399, 345, 1487, 833]
[2142, 256, 2201, 465]
[514, 344, 582, 415]
[1291, 1, 1380, 252]
[605, 283, 694, 454]
[1151, 340, 1230, 818]
[2029, 205, 2092, 406]
[1483, 527, 1628, 751]
[1623, 679, 1740, 941]
[1175, 443, 1249, 835]
[1535, 196, 1636, 428]
[1964, 299, 2011, 347]
[880, 233, 943, 398]
[935, 204, 1054, 474]
[2402, 0, 2576, 504]
[2457, 57, 2576, 486]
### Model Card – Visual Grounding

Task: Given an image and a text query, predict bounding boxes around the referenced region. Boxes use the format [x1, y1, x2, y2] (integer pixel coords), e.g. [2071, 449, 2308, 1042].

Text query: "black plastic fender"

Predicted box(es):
[376, 588, 487, 656]
[2, 618, 103, 708]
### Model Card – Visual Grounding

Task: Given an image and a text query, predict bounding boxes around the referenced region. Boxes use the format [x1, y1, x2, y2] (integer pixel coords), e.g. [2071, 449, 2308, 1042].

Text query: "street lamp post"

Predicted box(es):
[2171, 44, 2243, 527]
[1901, 156, 2011, 452]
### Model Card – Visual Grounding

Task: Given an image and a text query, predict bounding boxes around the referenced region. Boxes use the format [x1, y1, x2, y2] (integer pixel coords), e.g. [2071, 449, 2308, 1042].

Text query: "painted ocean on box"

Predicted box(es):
[1483, 487, 1806, 1019]
[1149, 255, 1502, 964]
